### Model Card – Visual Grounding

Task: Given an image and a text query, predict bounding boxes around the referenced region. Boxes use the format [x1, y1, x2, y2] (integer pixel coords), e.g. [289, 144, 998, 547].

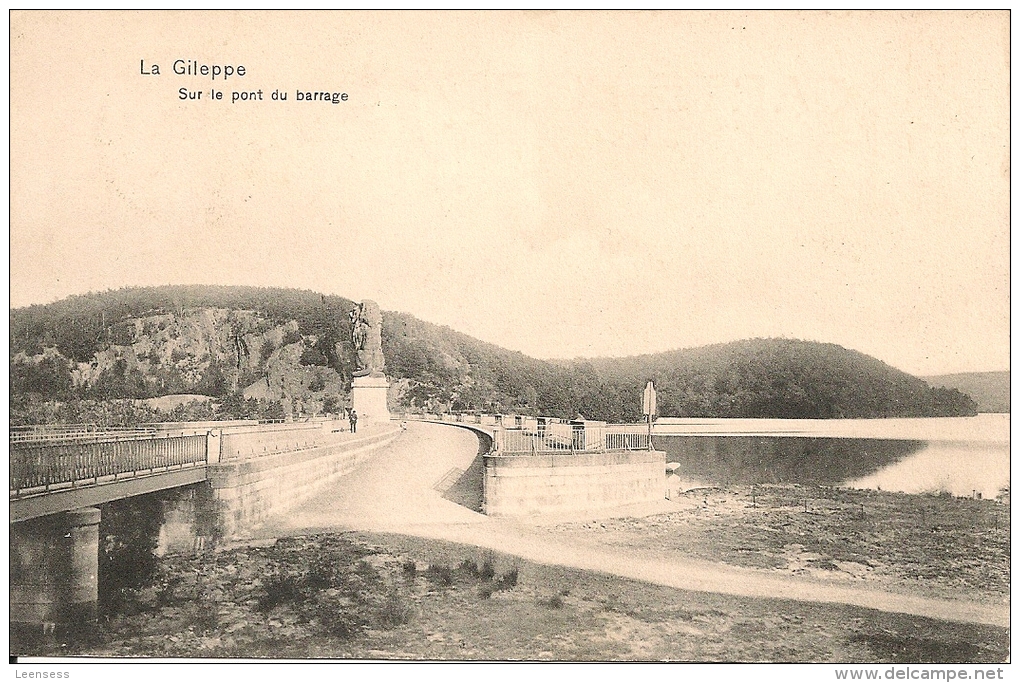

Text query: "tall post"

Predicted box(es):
[206, 428, 221, 464]
[642, 380, 656, 451]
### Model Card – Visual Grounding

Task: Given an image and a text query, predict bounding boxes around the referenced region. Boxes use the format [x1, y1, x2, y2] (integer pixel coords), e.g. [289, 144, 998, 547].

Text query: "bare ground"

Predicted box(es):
[548, 484, 1010, 606]
[33, 531, 1010, 662]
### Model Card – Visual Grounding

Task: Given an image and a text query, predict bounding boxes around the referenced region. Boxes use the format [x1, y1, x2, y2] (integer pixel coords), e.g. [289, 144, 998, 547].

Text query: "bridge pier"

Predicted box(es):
[10, 507, 101, 634]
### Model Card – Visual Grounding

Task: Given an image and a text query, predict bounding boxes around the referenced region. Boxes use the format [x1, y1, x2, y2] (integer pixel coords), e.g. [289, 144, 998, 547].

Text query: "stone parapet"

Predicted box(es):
[208, 425, 400, 539]
[483, 449, 665, 517]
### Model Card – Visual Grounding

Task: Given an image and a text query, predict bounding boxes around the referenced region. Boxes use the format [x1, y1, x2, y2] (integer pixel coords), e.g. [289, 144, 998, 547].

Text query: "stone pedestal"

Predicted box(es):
[351, 375, 391, 422]
[11, 507, 101, 631]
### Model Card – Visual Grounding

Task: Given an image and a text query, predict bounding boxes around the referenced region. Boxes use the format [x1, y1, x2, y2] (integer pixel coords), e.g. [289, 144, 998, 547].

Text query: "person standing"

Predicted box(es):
[349, 409, 358, 434]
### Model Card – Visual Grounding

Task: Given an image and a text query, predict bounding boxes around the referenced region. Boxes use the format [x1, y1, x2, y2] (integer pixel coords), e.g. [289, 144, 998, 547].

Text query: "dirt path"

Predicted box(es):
[257, 421, 1009, 628]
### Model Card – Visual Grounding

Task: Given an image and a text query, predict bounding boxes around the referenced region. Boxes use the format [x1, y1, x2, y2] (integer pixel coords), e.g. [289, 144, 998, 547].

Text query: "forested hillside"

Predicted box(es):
[382, 312, 633, 419]
[382, 318, 976, 420]
[923, 371, 1009, 413]
[10, 285, 977, 424]
[10, 285, 355, 367]
[584, 339, 977, 419]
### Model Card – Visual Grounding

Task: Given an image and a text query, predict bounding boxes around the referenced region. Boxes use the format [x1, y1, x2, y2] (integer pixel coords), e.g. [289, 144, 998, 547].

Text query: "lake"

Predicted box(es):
[648, 413, 1009, 498]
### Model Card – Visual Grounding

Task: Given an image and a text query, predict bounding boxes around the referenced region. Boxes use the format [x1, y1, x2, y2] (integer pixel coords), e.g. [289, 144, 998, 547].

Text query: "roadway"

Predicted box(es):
[257, 421, 1009, 628]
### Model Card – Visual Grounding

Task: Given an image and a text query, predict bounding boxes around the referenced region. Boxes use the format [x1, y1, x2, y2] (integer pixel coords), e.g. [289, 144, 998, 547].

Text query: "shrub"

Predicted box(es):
[252, 544, 412, 640]
[322, 394, 341, 415]
[314, 598, 367, 639]
[495, 567, 519, 591]
[258, 340, 277, 367]
[544, 595, 565, 609]
[376, 591, 412, 628]
[304, 557, 338, 590]
[281, 329, 303, 346]
[426, 564, 454, 587]
[458, 555, 495, 582]
[10, 355, 74, 399]
[191, 603, 221, 633]
[300, 346, 329, 367]
[257, 574, 304, 611]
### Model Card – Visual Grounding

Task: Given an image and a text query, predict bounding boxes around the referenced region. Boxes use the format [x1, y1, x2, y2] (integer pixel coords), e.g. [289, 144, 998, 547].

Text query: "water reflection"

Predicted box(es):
[652, 415, 1010, 498]
[656, 434, 1010, 498]
[656, 436, 927, 486]
[848, 442, 1009, 498]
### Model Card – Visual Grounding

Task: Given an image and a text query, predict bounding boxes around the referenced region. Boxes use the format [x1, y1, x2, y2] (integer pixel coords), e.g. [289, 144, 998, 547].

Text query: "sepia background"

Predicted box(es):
[10, 11, 1009, 376]
[7, 11, 1012, 671]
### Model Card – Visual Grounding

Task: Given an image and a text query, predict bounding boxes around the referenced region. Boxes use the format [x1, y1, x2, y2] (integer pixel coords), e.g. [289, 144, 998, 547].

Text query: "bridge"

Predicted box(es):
[11, 426, 209, 523]
[10, 411, 664, 634]
[9, 414, 652, 519]
[9, 419, 408, 521]
[9, 417, 406, 632]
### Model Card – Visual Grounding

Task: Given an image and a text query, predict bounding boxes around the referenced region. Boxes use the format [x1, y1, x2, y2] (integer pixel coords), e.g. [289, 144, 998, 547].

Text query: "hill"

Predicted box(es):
[9, 285, 977, 423]
[582, 338, 977, 420]
[923, 371, 1009, 413]
[10, 286, 357, 424]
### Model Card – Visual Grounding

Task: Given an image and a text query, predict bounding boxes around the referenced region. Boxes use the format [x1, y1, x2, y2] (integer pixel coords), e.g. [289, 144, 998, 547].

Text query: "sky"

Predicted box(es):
[9, 11, 1011, 376]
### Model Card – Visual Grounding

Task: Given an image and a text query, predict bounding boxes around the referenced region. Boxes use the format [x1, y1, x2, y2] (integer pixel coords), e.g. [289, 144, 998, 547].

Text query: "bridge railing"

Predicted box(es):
[604, 431, 651, 450]
[492, 421, 609, 454]
[9, 424, 159, 444]
[10, 433, 208, 498]
[494, 428, 576, 453]
[398, 411, 656, 454]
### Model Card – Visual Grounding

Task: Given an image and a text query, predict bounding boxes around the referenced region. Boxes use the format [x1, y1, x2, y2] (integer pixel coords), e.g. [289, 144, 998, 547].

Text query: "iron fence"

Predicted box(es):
[605, 432, 651, 450]
[9, 424, 158, 444]
[494, 422, 609, 454]
[391, 412, 654, 453]
[495, 429, 576, 454]
[10, 433, 208, 497]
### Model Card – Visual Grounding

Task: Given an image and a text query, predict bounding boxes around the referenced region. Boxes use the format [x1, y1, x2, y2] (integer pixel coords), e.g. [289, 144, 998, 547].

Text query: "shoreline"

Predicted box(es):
[548, 483, 1009, 608]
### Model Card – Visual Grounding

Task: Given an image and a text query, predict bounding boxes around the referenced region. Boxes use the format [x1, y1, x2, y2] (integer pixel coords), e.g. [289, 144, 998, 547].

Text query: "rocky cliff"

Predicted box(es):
[11, 305, 348, 417]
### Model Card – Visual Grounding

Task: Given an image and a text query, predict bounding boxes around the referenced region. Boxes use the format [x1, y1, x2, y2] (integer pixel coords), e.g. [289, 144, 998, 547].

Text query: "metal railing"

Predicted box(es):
[493, 422, 610, 454]
[495, 429, 577, 454]
[9, 424, 159, 444]
[605, 432, 651, 450]
[10, 433, 209, 498]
